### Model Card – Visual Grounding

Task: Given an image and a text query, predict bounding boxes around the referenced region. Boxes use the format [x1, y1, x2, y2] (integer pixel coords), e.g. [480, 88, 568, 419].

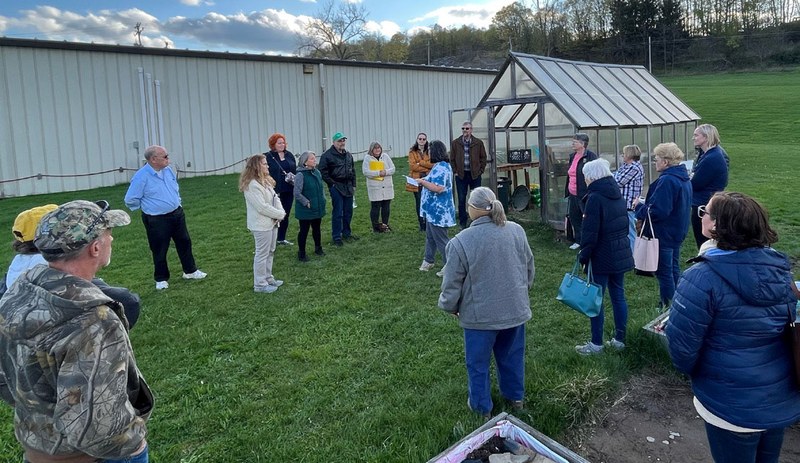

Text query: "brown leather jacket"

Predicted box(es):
[449, 135, 487, 179]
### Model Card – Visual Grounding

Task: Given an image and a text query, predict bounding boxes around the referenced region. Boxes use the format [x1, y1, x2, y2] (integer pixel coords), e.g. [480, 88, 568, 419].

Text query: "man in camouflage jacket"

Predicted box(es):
[0, 200, 153, 463]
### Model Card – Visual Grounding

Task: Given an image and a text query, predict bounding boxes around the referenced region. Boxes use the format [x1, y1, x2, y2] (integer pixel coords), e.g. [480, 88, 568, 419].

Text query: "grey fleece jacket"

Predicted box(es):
[438, 216, 535, 330]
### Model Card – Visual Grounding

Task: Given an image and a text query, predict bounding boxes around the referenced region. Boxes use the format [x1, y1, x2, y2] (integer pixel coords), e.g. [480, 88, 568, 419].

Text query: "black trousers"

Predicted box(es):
[297, 218, 322, 257]
[567, 194, 585, 243]
[690, 205, 709, 250]
[413, 191, 426, 230]
[277, 191, 294, 241]
[370, 200, 391, 228]
[141, 207, 197, 282]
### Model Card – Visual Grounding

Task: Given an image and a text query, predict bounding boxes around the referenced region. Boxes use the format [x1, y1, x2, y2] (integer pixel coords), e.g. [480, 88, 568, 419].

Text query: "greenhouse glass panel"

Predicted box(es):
[541, 60, 616, 126]
[597, 129, 619, 169]
[516, 56, 595, 127]
[515, 64, 545, 97]
[495, 104, 522, 128]
[586, 67, 655, 125]
[513, 104, 538, 128]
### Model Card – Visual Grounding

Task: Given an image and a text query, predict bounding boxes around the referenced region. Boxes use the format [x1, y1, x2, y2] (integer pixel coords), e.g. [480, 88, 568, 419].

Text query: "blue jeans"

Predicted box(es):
[627, 211, 636, 252]
[424, 224, 450, 265]
[103, 445, 149, 463]
[705, 423, 784, 463]
[655, 242, 682, 306]
[464, 324, 526, 415]
[329, 186, 353, 241]
[590, 272, 629, 345]
[455, 171, 482, 227]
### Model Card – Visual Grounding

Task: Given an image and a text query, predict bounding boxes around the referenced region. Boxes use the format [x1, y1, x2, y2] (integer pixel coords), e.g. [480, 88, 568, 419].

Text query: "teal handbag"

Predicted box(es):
[556, 258, 603, 317]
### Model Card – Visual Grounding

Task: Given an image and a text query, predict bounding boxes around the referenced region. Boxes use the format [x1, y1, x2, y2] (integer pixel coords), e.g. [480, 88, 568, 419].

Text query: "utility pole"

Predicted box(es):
[134, 23, 144, 47]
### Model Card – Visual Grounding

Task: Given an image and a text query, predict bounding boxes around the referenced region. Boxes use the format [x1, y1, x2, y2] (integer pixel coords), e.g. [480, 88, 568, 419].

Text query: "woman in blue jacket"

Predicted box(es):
[574, 159, 634, 355]
[690, 124, 729, 249]
[667, 191, 800, 463]
[634, 143, 692, 309]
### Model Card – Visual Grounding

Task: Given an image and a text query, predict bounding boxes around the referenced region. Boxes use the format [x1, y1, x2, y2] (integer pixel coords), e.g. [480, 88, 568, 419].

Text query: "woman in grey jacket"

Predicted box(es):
[438, 187, 535, 419]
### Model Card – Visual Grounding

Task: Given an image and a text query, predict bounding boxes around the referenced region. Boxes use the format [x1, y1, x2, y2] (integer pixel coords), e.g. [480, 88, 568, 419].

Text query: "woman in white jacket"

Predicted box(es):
[239, 154, 286, 293]
[362, 141, 395, 232]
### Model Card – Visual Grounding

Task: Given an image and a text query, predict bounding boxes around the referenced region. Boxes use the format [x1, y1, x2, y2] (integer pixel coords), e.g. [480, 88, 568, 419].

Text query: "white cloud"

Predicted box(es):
[164, 9, 311, 54]
[410, 0, 514, 29]
[298, 0, 317, 3]
[180, 0, 201, 5]
[364, 20, 401, 38]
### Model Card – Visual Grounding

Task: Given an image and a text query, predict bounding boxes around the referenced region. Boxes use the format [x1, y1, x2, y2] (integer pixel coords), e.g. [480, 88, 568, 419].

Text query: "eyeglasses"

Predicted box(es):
[461, 127, 471, 131]
[697, 205, 714, 219]
[85, 200, 110, 236]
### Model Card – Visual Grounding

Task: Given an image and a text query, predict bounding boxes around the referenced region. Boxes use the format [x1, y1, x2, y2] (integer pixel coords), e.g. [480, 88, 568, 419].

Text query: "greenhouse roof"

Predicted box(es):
[478, 52, 700, 129]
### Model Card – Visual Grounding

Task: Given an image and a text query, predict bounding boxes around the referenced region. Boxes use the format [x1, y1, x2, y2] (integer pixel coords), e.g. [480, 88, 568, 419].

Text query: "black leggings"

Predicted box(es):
[370, 200, 391, 228]
[297, 218, 322, 256]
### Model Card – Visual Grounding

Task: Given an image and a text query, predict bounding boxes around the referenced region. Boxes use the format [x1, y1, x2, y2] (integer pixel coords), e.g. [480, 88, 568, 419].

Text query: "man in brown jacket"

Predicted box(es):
[450, 121, 487, 228]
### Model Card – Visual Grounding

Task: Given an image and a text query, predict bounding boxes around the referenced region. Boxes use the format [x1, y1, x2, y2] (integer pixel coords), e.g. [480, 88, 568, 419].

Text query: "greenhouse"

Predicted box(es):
[449, 52, 701, 228]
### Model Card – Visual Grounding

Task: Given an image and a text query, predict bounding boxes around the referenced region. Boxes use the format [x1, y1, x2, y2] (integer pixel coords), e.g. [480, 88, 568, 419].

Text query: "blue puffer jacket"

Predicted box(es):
[578, 176, 633, 275]
[635, 164, 691, 247]
[691, 145, 729, 206]
[666, 247, 800, 429]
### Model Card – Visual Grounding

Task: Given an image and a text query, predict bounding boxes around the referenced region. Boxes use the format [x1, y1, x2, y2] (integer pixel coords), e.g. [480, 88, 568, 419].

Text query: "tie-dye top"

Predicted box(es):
[420, 161, 456, 227]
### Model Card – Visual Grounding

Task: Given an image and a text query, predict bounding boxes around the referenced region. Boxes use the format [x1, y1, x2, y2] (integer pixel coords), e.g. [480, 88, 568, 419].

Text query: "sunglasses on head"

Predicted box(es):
[85, 200, 110, 236]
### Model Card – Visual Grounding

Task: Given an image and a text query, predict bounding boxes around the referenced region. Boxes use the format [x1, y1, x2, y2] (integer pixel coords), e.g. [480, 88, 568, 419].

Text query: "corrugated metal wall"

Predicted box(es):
[0, 40, 494, 197]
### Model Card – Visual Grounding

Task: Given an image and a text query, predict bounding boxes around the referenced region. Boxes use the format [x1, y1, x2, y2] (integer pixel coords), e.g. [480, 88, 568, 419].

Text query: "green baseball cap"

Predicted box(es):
[35, 200, 131, 256]
[332, 132, 347, 142]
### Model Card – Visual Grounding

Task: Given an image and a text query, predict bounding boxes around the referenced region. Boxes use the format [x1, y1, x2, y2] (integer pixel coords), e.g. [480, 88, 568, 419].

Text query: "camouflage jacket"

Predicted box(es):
[0, 265, 153, 461]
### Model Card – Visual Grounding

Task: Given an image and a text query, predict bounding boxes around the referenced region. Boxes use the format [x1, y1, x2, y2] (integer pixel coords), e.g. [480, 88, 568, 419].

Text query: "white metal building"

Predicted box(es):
[0, 38, 495, 197]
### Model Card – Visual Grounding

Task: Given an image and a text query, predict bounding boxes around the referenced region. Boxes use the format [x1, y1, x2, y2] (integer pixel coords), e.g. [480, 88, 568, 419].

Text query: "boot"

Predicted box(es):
[298, 251, 310, 262]
[314, 246, 325, 256]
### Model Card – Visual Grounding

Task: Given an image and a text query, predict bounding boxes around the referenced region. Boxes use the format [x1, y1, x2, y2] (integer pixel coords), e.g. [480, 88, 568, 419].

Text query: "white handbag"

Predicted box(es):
[633, 208, 659, 272]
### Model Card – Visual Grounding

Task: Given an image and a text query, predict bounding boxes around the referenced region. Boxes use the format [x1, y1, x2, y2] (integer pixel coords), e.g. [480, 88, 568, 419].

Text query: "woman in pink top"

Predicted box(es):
[564, 133, 598, 249]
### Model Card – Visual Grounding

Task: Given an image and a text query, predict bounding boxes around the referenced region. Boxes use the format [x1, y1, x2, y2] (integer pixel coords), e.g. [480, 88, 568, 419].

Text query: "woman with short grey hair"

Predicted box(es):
[574, 159, 634, 355]
[438, 186, 535, 418]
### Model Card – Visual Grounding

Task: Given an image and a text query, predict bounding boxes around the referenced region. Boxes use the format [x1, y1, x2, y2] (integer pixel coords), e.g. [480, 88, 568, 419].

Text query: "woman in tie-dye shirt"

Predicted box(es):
[417, 140, 456, 276]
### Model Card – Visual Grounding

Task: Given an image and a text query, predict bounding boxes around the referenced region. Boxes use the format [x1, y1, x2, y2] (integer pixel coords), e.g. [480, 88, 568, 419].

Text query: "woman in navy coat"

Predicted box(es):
[574, 159, 634, 355]
[690, 124, 729, 249]
[667, 191, 800, 462]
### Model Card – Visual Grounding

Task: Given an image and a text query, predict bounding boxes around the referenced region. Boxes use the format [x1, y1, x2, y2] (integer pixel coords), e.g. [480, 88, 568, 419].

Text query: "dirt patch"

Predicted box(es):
[567, 373, 800, 462]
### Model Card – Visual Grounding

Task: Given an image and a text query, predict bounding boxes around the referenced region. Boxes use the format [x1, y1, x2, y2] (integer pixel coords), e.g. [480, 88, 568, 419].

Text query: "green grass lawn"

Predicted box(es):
[0, 69, 798, 461]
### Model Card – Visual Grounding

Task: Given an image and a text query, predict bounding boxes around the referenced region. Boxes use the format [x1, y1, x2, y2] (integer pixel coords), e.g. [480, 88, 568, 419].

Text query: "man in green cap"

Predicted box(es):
[319, 132, 357, 246]
[0, 200, 153, 463]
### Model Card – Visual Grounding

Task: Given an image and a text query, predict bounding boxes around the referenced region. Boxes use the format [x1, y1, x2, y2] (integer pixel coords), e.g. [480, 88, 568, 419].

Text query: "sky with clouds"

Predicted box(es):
[0, 0, 515, 55]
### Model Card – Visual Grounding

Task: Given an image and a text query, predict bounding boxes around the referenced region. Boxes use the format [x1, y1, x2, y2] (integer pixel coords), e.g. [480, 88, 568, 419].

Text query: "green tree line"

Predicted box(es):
[300, 0, 800, 73]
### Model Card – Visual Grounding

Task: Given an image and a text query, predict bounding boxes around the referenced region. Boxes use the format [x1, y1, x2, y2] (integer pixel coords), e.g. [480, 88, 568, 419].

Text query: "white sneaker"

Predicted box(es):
[605, 339, 626, 350]
[267, 279, 284, 287]
[575, 342, 603, 355]
[155, 281, 169, 290]
[419, 261, 434, 271]
[254, 285, 278, 293]
[569, 243, 581, 250]
[436, 269, 445, 277]
[182, 269, 207, 280]
[278, 240, 294, 246]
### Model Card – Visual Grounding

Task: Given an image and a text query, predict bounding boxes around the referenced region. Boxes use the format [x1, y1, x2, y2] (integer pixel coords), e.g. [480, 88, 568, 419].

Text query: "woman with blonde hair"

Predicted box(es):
[362, 141, 396, 232]
[633, 143, 692, 308]
[239, 154, 286, 293]
[439, 186, 535, 418]
[690, 123, 729, 249]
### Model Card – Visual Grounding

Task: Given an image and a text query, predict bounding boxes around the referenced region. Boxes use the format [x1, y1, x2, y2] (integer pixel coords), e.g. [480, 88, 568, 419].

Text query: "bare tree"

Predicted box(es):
[298, 0, 368, 59]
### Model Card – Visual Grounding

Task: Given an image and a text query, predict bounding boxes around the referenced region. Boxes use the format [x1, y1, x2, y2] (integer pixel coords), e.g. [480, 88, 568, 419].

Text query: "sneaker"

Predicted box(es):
[314, 247, 325, 256]
[343, 234, 359, 242]
[182, 269, 207, 280]
[436, 269, 445, 277]
[467, 398, 492, 420]
[155, 281, 169, 290]
[333, 239, 344, 247]
[605, 339, 626, 350]
[569, 243, 581, 250]
[267, 279, 284, 287]
[277, 240, 294, 246]
[575, 342, 603, 355]
[254, 285, 278, 293]
[508, 399, 525, 412]
[419, 261, 434, 271]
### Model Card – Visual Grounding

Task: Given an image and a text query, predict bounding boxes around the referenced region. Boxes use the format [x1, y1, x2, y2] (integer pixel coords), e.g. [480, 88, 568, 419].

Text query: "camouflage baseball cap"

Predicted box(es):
[34, 200, 131, 256]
